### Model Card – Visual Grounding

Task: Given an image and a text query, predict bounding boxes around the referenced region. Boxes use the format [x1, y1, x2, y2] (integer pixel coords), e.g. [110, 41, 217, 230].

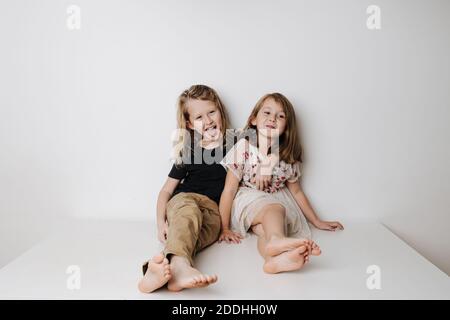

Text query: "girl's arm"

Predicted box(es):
[286, 181, 344, 231]
[218, 170, 243, 243]
[156, 177, 180, 243]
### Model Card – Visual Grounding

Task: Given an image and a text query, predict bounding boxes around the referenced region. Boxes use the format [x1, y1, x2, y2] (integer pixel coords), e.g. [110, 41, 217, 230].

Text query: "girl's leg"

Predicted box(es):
[251, 224, 268, 257]
[252, 223, 310, 274]
[252, 204, 310, 257]
[251, 205, 311, 274]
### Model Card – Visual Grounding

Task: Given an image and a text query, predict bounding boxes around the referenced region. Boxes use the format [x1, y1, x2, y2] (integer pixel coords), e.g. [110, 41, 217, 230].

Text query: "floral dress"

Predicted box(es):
[221, 139, 311, 239]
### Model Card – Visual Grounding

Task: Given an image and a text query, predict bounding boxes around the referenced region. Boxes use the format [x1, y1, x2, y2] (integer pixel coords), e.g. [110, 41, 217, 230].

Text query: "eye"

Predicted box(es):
[209, 110, 216, 115]
[278, 114, 285, 119]
[195, 116, 202, 120]
[264, 111, 270, 115]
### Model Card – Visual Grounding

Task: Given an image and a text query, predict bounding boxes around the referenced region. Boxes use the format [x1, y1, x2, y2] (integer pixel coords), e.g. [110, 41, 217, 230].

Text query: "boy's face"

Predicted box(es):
[251, 97, 287, 139]
[187, 99, 222, 143]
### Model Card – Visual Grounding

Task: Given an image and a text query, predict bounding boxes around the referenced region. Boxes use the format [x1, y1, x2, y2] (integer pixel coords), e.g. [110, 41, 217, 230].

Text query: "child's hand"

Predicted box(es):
[252, 172, 272, 191]
[157, 221, 169, 243]
[314, 220, 344, 231]
[252, 154, 277, 191]
[218, 229, 243, 244]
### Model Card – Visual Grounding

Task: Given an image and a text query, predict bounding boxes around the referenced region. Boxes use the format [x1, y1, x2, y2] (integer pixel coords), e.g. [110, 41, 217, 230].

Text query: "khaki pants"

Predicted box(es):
[163, 192, 221, 266]
[142, 192, 221, 275]
[164, 192, 220, 265]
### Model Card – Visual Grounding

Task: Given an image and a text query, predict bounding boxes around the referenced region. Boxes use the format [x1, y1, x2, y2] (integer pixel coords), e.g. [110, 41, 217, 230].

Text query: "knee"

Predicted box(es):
[168, 203, 202, 226]
[263, 204, 286, 219]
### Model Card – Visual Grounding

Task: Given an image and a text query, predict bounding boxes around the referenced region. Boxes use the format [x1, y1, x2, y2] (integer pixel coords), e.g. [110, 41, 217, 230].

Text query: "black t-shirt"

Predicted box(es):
[168, 144, 228, 205]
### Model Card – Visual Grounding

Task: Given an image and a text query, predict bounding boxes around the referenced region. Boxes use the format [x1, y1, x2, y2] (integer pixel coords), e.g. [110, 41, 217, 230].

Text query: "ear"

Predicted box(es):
[186, 120, 194, 130]
[250, 117, 257, 126]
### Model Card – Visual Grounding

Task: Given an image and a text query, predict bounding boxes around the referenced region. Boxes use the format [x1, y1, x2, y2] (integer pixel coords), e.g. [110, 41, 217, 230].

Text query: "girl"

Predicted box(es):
[138, 84, 231, 293]
[219, 93, 344, 274]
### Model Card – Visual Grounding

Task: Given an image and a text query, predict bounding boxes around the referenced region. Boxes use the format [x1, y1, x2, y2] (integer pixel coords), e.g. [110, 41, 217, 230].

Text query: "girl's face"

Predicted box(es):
[186, 99, 223, 143]
[251, 97, 287, 139]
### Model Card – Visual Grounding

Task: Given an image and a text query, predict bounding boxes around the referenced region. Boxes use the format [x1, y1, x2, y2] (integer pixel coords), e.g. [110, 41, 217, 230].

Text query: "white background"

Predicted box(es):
[1, 0, 449, 275]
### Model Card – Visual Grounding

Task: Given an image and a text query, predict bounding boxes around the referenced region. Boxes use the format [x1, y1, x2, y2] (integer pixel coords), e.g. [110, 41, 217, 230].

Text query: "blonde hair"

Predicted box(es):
[172, 85, 229, 165]
[244, 93, 303, 164]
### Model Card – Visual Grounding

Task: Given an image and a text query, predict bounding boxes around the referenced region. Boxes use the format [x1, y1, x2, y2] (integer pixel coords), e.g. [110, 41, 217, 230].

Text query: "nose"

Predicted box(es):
[205, 115, 213, 125]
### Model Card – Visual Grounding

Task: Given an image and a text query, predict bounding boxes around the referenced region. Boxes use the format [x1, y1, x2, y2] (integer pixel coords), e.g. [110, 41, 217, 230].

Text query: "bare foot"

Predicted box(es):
[167, 256, 218, 292]
[310, 241, 321, 256]
[263, 245, 308, 274]
[265, 236, 310, 257]
[138, 253, 171, 293]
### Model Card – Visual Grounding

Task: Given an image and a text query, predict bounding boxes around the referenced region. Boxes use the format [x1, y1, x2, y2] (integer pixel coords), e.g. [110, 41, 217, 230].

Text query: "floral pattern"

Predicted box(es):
[221, 139, 301, 193]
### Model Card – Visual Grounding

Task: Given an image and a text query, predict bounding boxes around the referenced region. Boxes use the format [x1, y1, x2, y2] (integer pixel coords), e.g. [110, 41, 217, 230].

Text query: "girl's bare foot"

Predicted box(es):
[310, 241, 321, 256]
[138, 253, 171, 293]
[263, 245, 308, 274]
[265, 236, 310, 257]
[167, 256, 218, 292]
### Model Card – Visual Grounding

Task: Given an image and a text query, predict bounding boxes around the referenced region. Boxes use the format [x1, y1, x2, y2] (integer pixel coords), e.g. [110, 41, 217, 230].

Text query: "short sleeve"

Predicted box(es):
[287, 162, 302, 183]
[168, 163, 187, 180]
[220, 138, 248, 181]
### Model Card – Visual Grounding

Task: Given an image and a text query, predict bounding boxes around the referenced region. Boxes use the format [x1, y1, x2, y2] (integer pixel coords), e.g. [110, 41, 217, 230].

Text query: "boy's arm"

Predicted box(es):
[156, 177, 180, 242]
[219, 170, 240, 231]
[286, 181, 344, 231]
[218, 170, 243, 243]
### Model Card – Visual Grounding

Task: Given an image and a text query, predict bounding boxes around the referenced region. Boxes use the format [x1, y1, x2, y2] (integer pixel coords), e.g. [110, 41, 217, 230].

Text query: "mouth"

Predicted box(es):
[265, 124, 276, 129]
[203, 124, 219, 138]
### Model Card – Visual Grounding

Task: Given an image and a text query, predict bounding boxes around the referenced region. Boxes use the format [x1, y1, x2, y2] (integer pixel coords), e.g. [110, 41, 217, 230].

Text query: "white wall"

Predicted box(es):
[1, 0, 449, 273]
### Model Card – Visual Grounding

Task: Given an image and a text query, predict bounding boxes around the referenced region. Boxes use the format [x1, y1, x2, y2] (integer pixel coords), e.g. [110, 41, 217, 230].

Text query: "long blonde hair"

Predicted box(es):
[244, 93, 302, 164]
[172, 85, 229, 165]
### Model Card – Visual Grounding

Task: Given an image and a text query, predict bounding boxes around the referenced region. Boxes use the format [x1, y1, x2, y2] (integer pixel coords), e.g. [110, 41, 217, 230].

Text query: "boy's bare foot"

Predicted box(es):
[263, 245, 308, 274]
[167, 256, 218, 292]
[138, 253, 171, 293]
[265, 236, 310, 257]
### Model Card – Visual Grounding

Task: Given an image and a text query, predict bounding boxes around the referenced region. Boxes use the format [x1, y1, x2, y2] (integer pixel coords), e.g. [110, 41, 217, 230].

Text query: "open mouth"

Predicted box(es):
[265, 124, 276, 129]
[204, 124, 219, 137]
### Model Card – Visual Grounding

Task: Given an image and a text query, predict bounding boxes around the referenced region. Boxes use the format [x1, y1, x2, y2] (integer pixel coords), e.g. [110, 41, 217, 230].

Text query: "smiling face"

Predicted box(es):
[186, 99, 223, 143]
[251, 97, 287, 139]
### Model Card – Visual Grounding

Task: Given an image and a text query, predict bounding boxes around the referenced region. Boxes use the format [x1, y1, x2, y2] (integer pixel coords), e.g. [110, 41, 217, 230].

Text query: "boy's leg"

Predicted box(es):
[164, 193, 203, 265]
[193, 194, 222, 253]
[164, 193, 218, 291]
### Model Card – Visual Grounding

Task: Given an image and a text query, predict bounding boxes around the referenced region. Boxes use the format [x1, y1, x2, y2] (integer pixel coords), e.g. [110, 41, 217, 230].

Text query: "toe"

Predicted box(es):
[298, 245, 307, 253]
[152, 253, 164, 263]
